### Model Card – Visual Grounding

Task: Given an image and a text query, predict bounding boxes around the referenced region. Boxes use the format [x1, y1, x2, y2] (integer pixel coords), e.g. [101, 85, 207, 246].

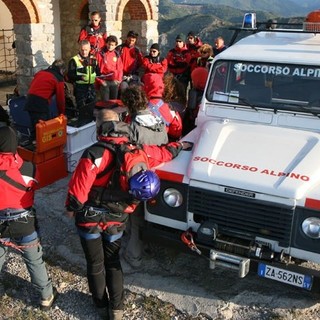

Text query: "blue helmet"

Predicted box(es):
[129, 170, 160, 201]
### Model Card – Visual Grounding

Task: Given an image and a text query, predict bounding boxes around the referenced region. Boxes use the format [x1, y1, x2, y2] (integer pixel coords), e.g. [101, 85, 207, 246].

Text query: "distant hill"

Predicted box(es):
[158, 0, 308, 54]
[171, 0, 320, 16]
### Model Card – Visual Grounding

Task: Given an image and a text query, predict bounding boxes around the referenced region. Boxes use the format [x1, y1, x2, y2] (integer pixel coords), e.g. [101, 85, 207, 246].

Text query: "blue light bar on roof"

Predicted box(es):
[242, 13, 257, 29]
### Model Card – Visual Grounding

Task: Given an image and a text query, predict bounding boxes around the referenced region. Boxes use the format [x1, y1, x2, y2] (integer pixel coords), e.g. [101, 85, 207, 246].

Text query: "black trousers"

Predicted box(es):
[28, 110, 50, 140]
[79, 235, 124, 310]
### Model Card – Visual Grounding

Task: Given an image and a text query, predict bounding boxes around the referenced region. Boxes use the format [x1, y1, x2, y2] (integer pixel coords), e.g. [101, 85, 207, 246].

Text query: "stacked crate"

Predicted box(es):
[64, 121, 97, 172]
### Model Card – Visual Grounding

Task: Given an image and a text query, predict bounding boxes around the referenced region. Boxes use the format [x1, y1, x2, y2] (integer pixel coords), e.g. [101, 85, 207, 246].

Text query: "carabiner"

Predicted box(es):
[181, 229, 202, 255]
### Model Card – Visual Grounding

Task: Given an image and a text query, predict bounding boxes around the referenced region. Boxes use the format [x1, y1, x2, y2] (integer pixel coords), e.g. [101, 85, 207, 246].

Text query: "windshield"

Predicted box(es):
[206, 60, 320, 115]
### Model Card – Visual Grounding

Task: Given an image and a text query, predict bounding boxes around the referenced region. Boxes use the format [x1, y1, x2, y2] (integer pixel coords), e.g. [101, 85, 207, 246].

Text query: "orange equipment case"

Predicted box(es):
[17, 115, 68, 188]
[36, 114, 67, 153]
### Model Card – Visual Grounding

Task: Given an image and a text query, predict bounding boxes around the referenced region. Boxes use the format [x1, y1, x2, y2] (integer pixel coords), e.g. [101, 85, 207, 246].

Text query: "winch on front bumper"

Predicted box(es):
[142, 222, 320, 293]
[144, 181, 320, 291]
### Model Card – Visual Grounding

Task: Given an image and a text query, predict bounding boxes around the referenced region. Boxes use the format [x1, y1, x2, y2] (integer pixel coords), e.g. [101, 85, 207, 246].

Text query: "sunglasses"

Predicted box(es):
[176, 40, 182, 43]
[150, 50, 158, 53]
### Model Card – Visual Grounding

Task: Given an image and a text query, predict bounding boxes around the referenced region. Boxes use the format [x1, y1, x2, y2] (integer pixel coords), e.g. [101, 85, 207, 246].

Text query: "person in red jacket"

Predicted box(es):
[142, 43, 167, 77]
[96, 35, 123, 101]
[115, 31, 143, 94]
[142, 73, 183, 141]
[24, 59, 66, 141]
[186, 31, 203, 72]
[166, 34, 191, 92]
[78, 11, 107, 55]
[65, 109, 189, 320]
[0, 126, 57, 310]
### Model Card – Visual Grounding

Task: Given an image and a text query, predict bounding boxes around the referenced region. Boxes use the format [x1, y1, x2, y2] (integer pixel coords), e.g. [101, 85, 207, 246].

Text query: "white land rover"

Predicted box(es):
[144, 12, 320, 291]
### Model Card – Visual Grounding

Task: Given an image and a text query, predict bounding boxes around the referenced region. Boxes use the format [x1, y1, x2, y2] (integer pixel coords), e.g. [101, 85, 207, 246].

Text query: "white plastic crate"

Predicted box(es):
[64, 148, 86, 173]
[64, 121, 97, 154]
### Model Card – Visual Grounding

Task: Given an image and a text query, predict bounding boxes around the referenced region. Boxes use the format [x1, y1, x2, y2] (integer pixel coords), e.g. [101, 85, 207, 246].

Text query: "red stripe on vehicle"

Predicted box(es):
[155, 170, 184, 183]
[305, 198, 320, 210]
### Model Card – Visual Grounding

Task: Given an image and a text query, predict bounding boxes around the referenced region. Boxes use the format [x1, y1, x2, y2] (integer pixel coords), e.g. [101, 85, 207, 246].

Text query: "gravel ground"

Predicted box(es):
[1, 176, 320, 320]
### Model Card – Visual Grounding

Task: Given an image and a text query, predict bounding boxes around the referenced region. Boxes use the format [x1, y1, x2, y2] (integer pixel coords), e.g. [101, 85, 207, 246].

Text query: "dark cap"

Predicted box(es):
[0, 126, 18, 153]
[127, 30, 138, 38]
[175, 34, 184, 41]
[187, 31, 195, 38]
[150, 43, 160, 51]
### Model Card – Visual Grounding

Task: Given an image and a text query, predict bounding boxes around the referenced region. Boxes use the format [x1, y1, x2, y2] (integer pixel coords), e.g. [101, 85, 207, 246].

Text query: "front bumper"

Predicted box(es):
[142, 222, 320, 293]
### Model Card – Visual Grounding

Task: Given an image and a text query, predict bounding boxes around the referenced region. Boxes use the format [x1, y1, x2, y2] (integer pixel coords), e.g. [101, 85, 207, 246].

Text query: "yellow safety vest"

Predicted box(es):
[73, 54, 96, 84]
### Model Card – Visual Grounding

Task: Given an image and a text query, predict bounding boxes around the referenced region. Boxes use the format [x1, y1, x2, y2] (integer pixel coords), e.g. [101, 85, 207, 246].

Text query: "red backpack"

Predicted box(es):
[96, 141, 149, 191]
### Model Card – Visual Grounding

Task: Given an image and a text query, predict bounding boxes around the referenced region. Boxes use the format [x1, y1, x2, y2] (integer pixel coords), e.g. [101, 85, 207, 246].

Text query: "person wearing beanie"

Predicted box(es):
[0, 126, 57, 310]
[142, 42, 168, 77]
[166, 34, 191, 92]
[175, 34, 184, 42]
[186, 31, 203, 72]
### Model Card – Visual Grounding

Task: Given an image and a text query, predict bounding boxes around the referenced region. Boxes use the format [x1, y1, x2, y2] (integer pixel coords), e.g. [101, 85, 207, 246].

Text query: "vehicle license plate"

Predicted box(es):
[258, 263, 313, 290]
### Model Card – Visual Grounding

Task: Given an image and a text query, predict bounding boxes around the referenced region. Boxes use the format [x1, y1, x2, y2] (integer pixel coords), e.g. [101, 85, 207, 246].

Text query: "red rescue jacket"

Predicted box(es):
[115, 43, 143, 76]
[24, 67, 65, 114]
[142, 55, 168, 76]
[142, 73, 183, 140]
[66, 131, 183, 213]
[96, 48, 123, 86]
[78, 24, 107, 55]
[166, 46, 191, 76]
[0, 153, 38, 210]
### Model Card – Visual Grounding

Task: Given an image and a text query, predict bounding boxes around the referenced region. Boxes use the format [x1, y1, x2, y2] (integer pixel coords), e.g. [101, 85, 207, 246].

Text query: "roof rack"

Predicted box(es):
[228, 12, 320, 46]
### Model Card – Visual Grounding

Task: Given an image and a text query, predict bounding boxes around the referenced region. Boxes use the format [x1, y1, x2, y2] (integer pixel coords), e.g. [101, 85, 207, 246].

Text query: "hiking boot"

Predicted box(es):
[40, 287, 58, 311]
[110, 309, 123, 320]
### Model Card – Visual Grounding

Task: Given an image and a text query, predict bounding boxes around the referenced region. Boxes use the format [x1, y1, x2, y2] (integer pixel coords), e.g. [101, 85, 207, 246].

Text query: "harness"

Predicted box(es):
[0, 208, 32, 222]
[76, 206, 128, 234]
[0, 222, 39, 253]
[147, 99, 170, 126]
[85, 25, 106, 36]
[84, 25, 106, 52]
[0, 166, 38, 252]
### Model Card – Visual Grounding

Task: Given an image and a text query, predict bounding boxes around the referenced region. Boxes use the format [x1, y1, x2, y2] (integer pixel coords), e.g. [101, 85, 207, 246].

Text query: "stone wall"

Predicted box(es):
[2, 0, 159, 94]
[14, 0, 56, 94]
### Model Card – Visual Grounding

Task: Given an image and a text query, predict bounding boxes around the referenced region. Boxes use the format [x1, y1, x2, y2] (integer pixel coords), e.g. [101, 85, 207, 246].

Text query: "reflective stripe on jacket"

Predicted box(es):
[72, 55, 96, 85]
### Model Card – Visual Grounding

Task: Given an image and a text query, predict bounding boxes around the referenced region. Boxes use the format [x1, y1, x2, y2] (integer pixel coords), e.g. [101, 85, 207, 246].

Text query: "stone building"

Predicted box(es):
[0, 0, 159, 95]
